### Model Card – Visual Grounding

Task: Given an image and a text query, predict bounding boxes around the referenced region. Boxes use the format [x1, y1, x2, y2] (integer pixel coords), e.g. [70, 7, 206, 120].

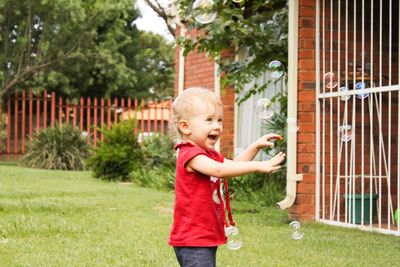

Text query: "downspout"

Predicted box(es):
[277, 0, 303, 210]
[214, 61, 221, 152]
[178, 26, 186, 95]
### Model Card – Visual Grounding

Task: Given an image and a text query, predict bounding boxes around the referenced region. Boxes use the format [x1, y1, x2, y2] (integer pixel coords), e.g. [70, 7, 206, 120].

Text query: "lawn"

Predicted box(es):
[1, 164, 400, 266]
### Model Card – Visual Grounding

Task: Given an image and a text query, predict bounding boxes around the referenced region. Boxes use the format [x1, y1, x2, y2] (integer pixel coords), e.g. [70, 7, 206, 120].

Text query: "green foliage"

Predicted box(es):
[88, 119, 143, 181]
[131, 135, 176, 190]
[21, 124, 91, 170]
[229, 172, 285, 206]
[178, 0, 288, 103]
[0, 0, 174, 99]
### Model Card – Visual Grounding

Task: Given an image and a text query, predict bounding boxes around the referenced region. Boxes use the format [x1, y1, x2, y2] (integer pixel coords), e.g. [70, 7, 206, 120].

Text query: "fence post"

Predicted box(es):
[86, 97, 91, 144]
[134, 98, 138, 134]
[21, 91, 26, 154]
[100, 98, 104, 142]
[51, 92, 56, 127]
[114, 98, 118, 124]
[107, 99, 111, 130]
[58, 95, 63, 126]
[154, 98, 158, 133]
[80, 97, 84, 131]
[29, 91, 33, 141]
[14, 91, 19, 158]
[93, 97, 98, 147]
[43, 90, 47, 129]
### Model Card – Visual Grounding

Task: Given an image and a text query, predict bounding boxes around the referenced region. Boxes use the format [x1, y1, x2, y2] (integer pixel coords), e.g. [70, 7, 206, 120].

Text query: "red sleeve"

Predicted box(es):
[178, 145, 209, 169]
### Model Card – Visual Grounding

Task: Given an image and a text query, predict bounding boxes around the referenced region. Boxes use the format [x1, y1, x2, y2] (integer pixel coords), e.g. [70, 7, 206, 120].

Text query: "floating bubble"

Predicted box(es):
[256, 98, 274, 119]
[234, 147, 245, 157]
[227, 240, 244, 250]
[232, 0, 244, 3]
[355, 82, 369, 99]
[225, 226, 239, 237]
[339, 86, 351, 101]
[192, 0, 217, 24]
[268, 60, 285, 79]
[225, 226, 243, 250]
[289, 220, 301, 230]
[289, 220, 304, 240]
[323, 72, 338, 89]
[338, 125, 352, 142]
[291, 231, 304, 240]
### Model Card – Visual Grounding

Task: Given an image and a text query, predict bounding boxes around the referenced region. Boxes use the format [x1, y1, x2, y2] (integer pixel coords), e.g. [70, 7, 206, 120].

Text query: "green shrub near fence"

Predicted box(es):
[88, 119, 143, 181]
[21, 124, 91, 170]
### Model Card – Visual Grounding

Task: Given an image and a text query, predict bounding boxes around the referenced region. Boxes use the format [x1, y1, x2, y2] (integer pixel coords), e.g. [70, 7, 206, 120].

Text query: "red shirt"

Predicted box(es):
[168, 142, 227, 247]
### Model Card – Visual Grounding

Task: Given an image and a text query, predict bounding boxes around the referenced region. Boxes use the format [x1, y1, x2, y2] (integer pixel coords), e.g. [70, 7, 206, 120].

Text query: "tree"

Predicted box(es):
[177, 0, 288, 103]
[0, 0, 174, 100]
[0, 0, 174, 142]
[143, 0, 176, 38]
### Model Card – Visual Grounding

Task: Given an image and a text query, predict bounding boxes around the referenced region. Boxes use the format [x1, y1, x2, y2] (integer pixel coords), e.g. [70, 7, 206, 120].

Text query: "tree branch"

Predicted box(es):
[143, 0, 175, 37]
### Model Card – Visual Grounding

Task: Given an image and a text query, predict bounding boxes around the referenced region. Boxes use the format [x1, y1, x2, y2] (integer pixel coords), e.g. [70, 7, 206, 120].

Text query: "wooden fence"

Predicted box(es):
[1, 90, 172, 159]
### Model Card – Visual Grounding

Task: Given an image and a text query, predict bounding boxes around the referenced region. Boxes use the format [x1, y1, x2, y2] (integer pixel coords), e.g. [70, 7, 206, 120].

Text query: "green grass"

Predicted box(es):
[1, 165, 400, 266]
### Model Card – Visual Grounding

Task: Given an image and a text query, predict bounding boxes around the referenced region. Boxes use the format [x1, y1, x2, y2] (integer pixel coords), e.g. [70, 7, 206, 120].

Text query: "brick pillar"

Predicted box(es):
[292, 0, 317, 221]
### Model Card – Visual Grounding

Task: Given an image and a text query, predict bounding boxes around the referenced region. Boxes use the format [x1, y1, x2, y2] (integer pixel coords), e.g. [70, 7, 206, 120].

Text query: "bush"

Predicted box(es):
[229, 171, 286, 206]
[88, 119, 143, 181]
[21, 125, 91, 170]
[131, 135, 175, 190]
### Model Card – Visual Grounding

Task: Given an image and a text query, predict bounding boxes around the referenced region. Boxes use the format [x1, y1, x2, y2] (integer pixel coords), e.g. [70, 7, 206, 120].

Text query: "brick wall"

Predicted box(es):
[174, 27, 235, 157]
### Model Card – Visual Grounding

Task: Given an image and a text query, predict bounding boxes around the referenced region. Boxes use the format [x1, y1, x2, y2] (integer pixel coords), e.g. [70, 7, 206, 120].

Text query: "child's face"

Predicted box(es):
[182, 100, 223, 150]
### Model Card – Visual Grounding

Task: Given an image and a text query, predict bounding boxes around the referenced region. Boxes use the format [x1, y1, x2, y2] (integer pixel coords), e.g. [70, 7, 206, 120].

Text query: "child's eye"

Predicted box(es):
[206, 118, 213, 122]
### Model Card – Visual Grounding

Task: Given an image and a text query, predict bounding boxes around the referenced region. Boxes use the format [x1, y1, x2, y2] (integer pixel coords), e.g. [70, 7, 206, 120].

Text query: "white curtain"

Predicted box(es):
[235, 72, 283, 160]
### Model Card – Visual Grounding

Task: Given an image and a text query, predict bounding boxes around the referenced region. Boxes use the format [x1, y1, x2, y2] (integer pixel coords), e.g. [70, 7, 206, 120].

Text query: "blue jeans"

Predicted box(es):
[173, 246, 217, 267]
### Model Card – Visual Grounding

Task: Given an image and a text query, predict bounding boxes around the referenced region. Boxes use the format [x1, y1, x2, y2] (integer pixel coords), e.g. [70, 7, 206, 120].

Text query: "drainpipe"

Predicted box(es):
[277, 0, 303, 210]
[178, 26, 186, 95]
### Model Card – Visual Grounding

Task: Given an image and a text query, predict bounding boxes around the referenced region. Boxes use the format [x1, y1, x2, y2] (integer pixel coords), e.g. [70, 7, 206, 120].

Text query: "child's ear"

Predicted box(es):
[178, 119, 191, 135]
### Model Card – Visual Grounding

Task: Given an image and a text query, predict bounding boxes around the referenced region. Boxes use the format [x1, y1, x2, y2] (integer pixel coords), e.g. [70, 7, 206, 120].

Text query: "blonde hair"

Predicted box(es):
[171, 87, 223, 141]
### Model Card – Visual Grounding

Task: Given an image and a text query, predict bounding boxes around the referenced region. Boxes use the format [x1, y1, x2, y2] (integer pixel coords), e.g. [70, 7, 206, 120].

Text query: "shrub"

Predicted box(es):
[21, 125, 91, 170]
[131, 135, 176, 190]
[88, 119, 143, 181]
[229, 172, 286, 206]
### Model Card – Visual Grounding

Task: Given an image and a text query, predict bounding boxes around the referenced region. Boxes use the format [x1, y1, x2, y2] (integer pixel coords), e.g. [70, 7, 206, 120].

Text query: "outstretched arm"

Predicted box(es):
[234, 133, 283, 161]
[188, 152, 286, 178]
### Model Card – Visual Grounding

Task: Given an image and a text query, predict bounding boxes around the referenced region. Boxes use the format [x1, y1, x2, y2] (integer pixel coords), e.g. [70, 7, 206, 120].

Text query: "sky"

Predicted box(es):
[134, 0, 174, 42]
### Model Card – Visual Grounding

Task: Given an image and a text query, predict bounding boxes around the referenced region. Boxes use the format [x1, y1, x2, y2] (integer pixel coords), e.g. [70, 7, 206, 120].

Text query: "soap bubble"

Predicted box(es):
[232, 0, 244, 3]
[339, 86, 351, 101]
[289, 220, 301, 230]
[291, 231, 305, 240]
[355, 82, 368, 99]
[227, 240, 244, 250]
[225, 226, 243, 250]
[192, 0, 217, 24]
[323, 72, 338, 89]
[338, 125, 352, 142]
[256, 98, 274, 119]
[225, 225, 239, 236]
[289, 220, 304, 240]
[267, 60, 285, 79]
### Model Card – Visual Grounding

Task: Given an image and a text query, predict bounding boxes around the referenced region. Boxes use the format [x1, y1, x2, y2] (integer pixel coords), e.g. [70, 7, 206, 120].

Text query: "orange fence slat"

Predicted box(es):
[21, 91, 26, 154]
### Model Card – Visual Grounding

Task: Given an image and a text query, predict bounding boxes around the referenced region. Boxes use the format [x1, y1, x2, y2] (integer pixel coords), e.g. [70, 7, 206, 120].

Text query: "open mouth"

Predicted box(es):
[208, 134, 219, 141]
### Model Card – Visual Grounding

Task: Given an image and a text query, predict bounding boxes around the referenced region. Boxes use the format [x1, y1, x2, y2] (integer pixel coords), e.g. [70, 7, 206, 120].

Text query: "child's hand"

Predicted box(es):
[254, 133, 283, 150]
[257, 152, 286, 173]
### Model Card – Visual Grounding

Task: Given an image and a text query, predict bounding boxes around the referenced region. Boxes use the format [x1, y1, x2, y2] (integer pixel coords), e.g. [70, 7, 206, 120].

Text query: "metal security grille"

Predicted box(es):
[316, 0, 400, 235]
